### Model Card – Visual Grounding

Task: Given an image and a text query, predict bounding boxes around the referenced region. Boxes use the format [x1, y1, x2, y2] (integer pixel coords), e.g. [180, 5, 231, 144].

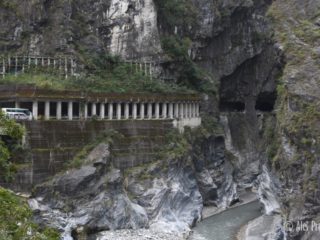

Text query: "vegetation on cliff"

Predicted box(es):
[154, 0, 218, 95]
[0, 111, 24, 182]
[267, 1, 320, 173]
[1, 55, 193, 94]
[0, 187, 59, 239]
[265, 1, 320, 234]
[66, 129, 123, 169]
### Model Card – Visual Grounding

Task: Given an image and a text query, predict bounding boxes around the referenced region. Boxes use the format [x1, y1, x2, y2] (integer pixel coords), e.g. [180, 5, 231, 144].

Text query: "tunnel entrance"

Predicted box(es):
[255, 92, 276, 112]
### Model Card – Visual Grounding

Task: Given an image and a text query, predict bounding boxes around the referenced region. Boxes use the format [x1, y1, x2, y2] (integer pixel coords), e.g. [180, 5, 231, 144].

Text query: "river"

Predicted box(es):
[189, 201, 262, 240]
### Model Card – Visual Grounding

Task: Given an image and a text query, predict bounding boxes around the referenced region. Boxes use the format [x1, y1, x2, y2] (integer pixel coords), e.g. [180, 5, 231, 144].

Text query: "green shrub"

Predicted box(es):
[0, 187, 60, 239]
[157, 129, 191, 159]
[154, 0, 198, 32]
[161, 36, 218, 94]
[66, 129, 123, 169]
[0, 111, 25, 182]
[1, 54, 193, 94]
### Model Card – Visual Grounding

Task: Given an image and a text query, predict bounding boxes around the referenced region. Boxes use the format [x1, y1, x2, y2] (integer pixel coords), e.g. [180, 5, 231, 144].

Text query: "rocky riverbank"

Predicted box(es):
[92, 229, 185, 240]
[236, 214, 284, 240]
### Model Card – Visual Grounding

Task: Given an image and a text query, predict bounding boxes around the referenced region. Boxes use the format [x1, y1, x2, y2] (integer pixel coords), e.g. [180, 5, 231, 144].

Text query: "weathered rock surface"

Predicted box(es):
[29, 143, 202, 239]
[192, 135, 238, 208]
[237, 214, 284, 240]
[2, 0, 319, 240]
[92, 228, 185, 240]
[256, 166, 281, 215]
[0, 0, 162, 60]
[256, 1, 320, 239]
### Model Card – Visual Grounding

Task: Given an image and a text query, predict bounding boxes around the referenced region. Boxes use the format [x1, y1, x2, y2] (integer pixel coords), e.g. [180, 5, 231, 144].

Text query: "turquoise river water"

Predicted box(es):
[189, 201, 262, 240]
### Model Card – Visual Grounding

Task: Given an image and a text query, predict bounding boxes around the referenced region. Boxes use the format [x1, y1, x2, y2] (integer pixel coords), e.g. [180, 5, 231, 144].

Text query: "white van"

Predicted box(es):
[1, 108, 33, 120]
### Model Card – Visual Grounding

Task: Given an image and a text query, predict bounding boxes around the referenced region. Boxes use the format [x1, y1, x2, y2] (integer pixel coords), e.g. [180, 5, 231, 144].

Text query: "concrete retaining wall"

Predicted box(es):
[2, 120, 173, 192]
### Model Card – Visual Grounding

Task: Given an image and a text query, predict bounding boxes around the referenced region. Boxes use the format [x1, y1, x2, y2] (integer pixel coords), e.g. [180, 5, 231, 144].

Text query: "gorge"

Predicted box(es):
[0, 0, 319, 240]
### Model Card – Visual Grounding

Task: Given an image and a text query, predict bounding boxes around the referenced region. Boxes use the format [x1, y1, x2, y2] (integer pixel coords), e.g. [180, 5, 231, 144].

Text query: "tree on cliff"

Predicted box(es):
[0, 111, 24, 182]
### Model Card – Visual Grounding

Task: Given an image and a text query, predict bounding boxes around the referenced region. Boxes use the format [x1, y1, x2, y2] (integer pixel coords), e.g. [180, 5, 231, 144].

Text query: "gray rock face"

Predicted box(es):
[256, 166, 281, 215]
[29, 143, 202, 239]
[0, 0, 162, 60]
[192, 135, 238, 207]
[4, 1, 318, 240]
[126, 161, 202, 234]
[238, 214, 285, 240]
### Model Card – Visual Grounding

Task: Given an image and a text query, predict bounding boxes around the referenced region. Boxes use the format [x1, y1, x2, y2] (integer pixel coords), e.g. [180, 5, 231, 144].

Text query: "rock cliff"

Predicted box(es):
[1, 0, 319, 239]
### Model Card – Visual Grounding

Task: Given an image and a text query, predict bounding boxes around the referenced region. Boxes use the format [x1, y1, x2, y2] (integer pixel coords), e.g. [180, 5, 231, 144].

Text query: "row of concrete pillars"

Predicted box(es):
[12, 101, 200, 121]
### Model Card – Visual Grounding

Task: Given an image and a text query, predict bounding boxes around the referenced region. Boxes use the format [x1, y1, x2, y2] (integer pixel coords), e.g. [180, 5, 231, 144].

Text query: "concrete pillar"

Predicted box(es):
[140, 103, 145, 119]
[117, 103, 121, 120]
[196, 103, 200, 117]
[108, 103, 113, 120]
[168, 103, 174, 119]
[191, 103, 195, 117]
[132, 103, 137, 120]
[14, 56, 18, 76]
[68, 101, 73, 120]
[179, 103, 184, 118]
[32, 101, 38, 120]
[174, 103, 179, 118]
[15, 101, 20, 108]
[162, 103, 167, 119]
[188, 103, 192, 118]
[84, 103, 88, 119]
[184, 103, 188, 118]
[147, 103, 152, 119]
[45, 101, 50, 120]
[56, 101, 62, 120]
[185, 103, 188, 118]
[185, 103, 189, 118]
[92, 103, 97, 116]
[2, 58, 5, 78]
[22, 56, 25, 73]
[124, 103, 129, 119]
[100, 103, 105, 119]
[155, 103, 160, 119]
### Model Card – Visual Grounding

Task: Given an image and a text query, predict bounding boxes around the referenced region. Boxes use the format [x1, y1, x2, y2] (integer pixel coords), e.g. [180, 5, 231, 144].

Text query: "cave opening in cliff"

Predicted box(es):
[219, 101, 245, 112]
[255, 92, 276, 112]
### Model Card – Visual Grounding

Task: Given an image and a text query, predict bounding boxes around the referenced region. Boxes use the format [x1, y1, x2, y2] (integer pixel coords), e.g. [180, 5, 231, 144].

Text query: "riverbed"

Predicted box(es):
[189, 201, 262, 240]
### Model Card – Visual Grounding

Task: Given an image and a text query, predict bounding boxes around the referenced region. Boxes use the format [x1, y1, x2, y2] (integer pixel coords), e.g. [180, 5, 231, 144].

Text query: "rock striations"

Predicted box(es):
[29, 143, 202, 239]
[1, 0, 319, 240]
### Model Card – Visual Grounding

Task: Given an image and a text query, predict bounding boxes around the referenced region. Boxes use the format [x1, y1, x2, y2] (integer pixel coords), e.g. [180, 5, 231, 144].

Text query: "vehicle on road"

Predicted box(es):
[1, 108, 32, 120]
